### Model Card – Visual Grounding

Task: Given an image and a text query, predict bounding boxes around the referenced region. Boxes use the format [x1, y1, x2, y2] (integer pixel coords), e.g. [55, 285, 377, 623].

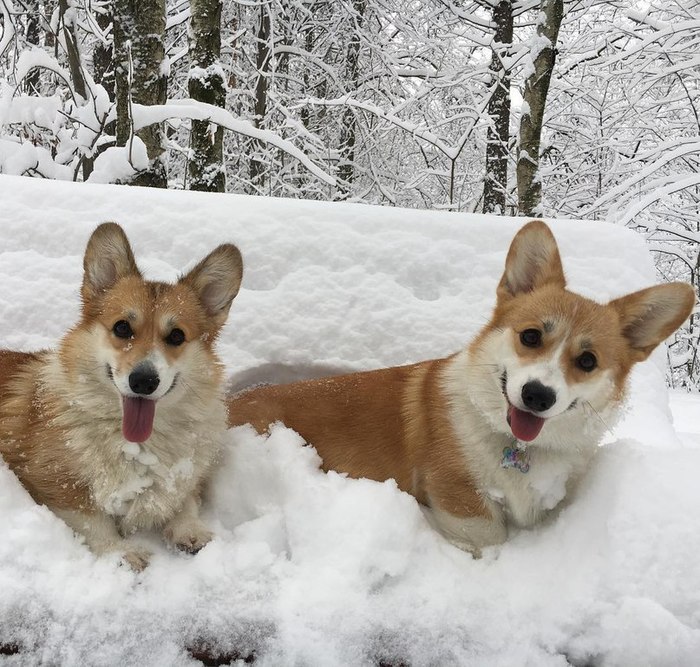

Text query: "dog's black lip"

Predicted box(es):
[106, 364, 113, 380]
[568, 399, 578, 411]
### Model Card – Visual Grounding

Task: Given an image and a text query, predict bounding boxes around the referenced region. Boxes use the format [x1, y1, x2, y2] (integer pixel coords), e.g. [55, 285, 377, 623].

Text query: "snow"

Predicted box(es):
[89, 137, 150, 184]
[0, 174, 699, 665]
[129, 99, 336, 186]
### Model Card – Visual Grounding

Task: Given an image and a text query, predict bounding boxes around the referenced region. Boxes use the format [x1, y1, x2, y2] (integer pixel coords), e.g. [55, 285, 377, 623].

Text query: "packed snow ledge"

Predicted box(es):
[0, 175, 699, 666]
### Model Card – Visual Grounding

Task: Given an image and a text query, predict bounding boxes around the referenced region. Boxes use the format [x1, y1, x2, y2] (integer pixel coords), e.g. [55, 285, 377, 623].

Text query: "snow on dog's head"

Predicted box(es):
[60, 222, 243, 443]
[467, 220, 694, 447]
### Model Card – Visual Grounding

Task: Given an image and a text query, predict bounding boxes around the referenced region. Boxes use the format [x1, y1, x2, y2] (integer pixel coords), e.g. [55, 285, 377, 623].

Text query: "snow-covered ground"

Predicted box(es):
[0, 174, 699, 666]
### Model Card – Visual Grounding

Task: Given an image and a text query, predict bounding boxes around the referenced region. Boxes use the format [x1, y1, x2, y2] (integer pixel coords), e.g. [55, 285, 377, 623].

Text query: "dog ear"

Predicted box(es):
[82, 223, 141, 302]
[610, 282, 695, 361]
[180, 244, 243, 328]
[497, 220, 566, 302]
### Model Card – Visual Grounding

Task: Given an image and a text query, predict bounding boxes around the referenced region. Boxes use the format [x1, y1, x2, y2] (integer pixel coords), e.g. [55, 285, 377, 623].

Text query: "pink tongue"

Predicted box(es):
[122, 397, 156, 443]
[507, 406, 545, 442]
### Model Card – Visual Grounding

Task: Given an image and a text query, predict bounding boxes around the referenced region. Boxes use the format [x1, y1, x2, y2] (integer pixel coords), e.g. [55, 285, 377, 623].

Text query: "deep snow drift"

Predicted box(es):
[0, 175, 699, 666]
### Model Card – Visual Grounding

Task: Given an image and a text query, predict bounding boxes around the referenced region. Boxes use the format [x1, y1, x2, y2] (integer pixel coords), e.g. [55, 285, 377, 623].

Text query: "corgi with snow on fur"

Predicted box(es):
[228, 220, 694, 554]
[0, 223, 243, 570]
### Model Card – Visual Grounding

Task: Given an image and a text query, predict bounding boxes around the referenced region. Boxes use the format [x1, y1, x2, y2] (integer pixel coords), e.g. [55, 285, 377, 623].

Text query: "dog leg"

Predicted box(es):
[162, 494, 213, 554]
[427, 506, 507, 557]
[55, 509, 151, 571]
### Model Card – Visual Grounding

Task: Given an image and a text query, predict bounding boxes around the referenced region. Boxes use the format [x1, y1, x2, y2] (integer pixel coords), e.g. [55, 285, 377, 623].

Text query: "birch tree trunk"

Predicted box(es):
[187, 0, 226, 192]
[114, 0, 168, 188]
[516, 0, 563, 216]
[483, 0, 514, 215]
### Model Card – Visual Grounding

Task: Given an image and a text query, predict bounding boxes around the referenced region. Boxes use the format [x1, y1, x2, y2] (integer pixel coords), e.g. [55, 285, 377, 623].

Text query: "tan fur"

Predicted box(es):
[0, 223, 243, 569]
[231, 359, 488, 521]
[228, 220, 695, 553]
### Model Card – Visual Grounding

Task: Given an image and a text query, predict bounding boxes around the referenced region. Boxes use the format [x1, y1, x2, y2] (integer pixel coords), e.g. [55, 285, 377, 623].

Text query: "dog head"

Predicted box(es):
[468, 220, 694, 445]
[63, 222, 243, 443]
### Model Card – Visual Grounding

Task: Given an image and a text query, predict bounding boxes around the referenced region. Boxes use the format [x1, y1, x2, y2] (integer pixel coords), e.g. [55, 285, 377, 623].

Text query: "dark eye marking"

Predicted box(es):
[576, 351, 597, 372]
[520, 329, 542, 348]
[165, 328, 186, 346]
[113, 320, 133, 339]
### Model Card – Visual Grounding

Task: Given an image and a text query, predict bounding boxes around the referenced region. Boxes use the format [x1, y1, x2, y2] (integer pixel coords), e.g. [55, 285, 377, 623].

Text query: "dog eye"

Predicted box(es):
[576, 351, 597, 372]
[519, 329, 542, 348]
[113, 320, 133, 339]
[165, 328, 186, 346]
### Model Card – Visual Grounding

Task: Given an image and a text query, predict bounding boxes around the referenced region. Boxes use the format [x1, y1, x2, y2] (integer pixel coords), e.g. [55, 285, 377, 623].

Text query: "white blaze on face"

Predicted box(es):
[500, 328, 616, 420]
[88, 320, 183, 443]
[142, 349, 179, 400]
[505, 339, 570, 418]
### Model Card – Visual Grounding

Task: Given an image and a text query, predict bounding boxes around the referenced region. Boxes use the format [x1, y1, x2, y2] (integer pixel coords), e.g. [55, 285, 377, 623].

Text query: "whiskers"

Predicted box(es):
[467, 362, 502, 376]
[177, 376, 207, 405]
[583, 400, 614, 437]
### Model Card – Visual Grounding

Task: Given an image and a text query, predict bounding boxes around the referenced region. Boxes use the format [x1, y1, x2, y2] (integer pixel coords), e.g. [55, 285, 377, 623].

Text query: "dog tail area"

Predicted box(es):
[226, 361, 356, 397]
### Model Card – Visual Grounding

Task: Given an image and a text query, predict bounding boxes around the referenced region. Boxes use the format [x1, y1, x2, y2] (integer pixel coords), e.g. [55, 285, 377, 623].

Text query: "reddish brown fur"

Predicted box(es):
[0, 224, 241, 533]
[481, 285, 647, 400]
[0, 350, 93, 510]
[228, 220, 695, 535]
[61, 276, 223, 384]
[228, 358, 488, 520]
[0, 276, 226, 515]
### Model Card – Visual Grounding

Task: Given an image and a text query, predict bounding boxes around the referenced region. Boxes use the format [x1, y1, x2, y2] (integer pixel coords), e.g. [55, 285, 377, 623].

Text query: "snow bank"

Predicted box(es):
[0, 174, 698, 665]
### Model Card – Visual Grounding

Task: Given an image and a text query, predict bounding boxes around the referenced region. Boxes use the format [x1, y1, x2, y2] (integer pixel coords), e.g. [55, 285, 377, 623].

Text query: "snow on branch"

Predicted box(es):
[131, 99, 336, 185]
[15, 48, 74, 93]
[616, 174, 700, 227]
[0, 0, 16, 59]
[584, 142, 700, 217]
[301, 95, 458, 159]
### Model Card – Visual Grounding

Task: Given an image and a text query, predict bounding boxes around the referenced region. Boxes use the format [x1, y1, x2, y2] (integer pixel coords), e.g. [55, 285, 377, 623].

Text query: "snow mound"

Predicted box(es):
[0, 175, 698, 665]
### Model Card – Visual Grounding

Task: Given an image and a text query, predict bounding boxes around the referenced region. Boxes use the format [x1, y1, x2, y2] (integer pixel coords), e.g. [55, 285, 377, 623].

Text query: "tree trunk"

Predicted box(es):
[249, 6, 270, 190]
[58, 0, 92, 180]
[187, 0, 226, 192]
[113, 0, 168, 188]
[23, 0, 41, 94]
[516, 0, 563, 216]
[337, 0, 367, 200]
[483, 0, 513, 215]
[93, 5, 115, 102]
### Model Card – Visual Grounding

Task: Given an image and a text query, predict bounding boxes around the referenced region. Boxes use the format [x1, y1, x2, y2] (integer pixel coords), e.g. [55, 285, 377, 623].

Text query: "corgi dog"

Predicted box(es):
[228, 220, 694, 554]
[0, 223, 242, 570]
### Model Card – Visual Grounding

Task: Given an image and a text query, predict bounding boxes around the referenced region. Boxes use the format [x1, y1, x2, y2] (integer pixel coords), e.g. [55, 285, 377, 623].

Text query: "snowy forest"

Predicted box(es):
[0, 0, 698, 387]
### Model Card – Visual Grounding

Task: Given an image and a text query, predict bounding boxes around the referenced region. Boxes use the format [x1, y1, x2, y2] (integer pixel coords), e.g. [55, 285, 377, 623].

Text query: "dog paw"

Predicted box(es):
[121, 545, 151, 572]
[164, 520, 213, 554]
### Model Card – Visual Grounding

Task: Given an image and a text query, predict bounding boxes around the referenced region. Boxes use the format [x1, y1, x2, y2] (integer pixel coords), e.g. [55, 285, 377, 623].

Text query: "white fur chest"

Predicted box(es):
[482, 441, 592, 528]
[442, 350, 611, 531]
[69, 422, 220, 531]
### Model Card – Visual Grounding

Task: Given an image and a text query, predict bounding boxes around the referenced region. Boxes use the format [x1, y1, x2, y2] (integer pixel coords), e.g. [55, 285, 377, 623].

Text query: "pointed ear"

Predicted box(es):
[82, 222, 141, 302]
[497, 220, 566, 302]
[180, 244, 243, 328]
[610, 282, 695, 361]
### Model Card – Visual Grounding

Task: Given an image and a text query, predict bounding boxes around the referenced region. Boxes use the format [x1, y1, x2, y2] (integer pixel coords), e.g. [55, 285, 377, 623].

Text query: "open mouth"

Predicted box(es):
[501, 371, 546, 442]
[122, 396, 156, 443]
[106, 364, 180, 442]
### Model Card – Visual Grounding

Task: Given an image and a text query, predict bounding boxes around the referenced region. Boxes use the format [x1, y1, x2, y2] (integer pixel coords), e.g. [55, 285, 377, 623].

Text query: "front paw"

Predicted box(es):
[164, 519, 213, 554]
[121, 545, 152, 571]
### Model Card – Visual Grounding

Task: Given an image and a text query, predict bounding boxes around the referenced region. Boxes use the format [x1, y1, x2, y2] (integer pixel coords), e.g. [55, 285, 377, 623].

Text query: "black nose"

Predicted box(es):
[129, 364, 160, 395]
[521, 380, 556, 413]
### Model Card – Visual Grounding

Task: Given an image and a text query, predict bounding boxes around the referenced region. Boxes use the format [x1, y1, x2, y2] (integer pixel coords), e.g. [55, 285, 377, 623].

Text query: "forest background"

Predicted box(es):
[0, 0, 698, 387]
